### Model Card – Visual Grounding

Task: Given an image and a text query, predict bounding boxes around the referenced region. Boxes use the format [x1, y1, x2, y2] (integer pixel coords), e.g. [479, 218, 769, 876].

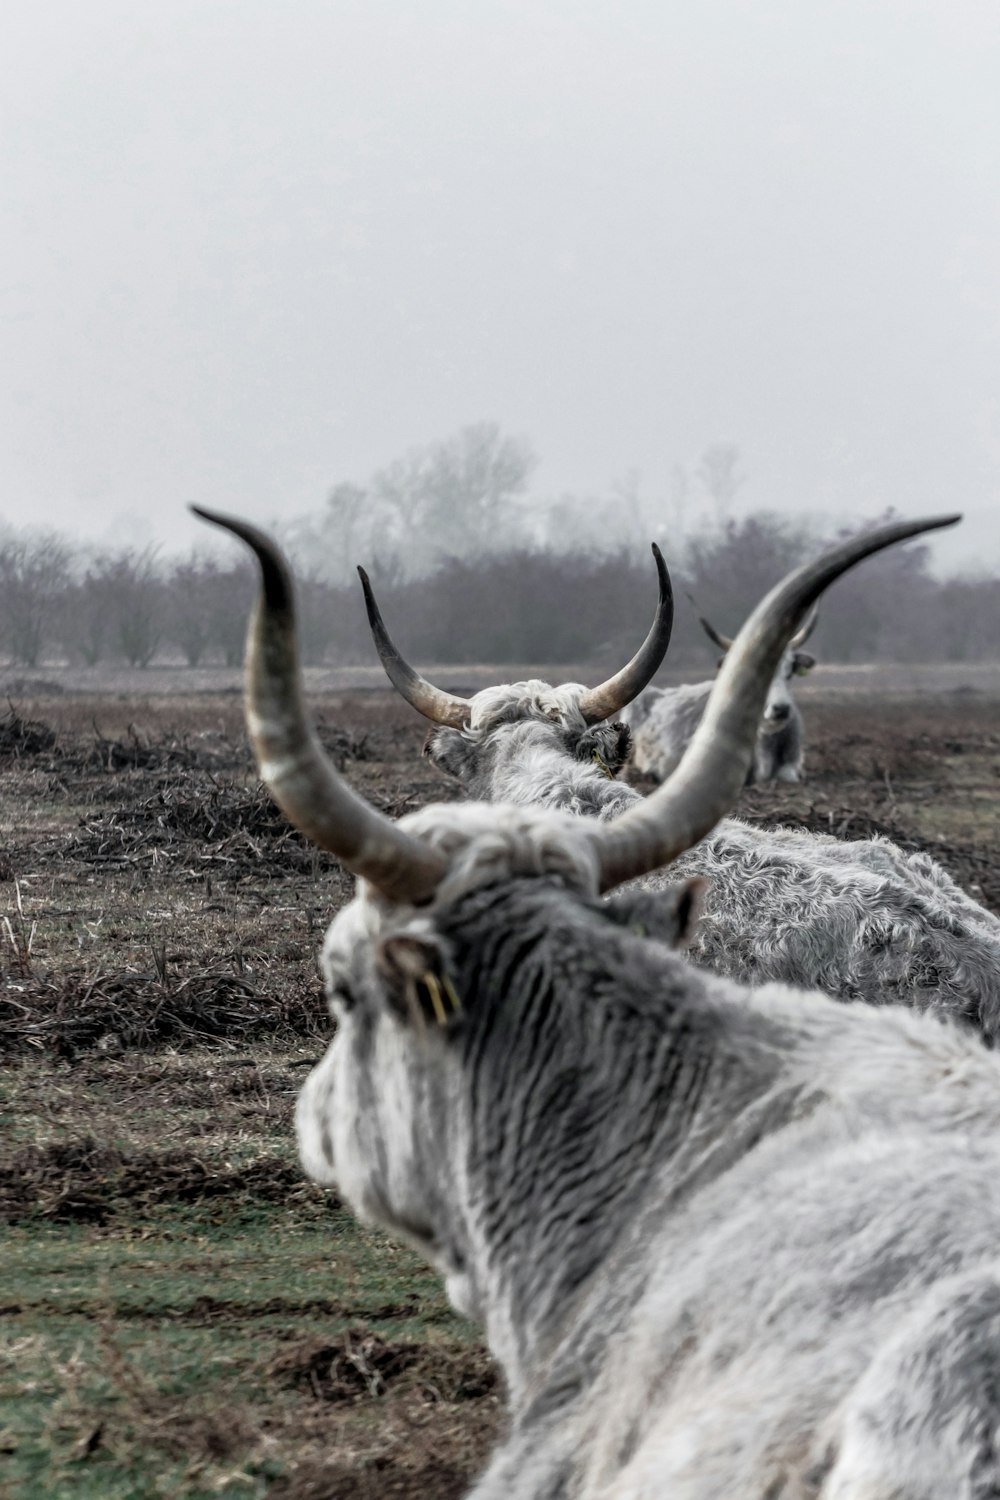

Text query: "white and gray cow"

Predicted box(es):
[623, 602, 817, 785]
[358, 545, 674, 819]
[199, 505, 1000, 1499]
[358, 520, 1000, 1044]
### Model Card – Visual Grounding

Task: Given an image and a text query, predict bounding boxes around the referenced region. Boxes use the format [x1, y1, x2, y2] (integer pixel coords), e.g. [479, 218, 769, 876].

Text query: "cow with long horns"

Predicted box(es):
[624, 601, 817, 785]
[357, 520, 1000, 1042]
[195, 506, 1000, 1498]
[357, 544, 673, 820]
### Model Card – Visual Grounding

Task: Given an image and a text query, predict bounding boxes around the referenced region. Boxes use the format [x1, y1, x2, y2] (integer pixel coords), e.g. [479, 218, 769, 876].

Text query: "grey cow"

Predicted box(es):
[623, 604, 817, 785]
[358, 531, 1000, 1044]
[357, 542, 672, 815]
[198, 505, 1000, 1498]
[355, 545, 659, 822]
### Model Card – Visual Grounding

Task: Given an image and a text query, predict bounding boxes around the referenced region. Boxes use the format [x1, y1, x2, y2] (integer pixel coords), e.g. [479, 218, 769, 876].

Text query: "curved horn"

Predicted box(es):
[687, 593, 733, 653]
[190, 507, 446, 904]
[357, 567, 470, 729]
[790, 606, 819, 649]
[591, 513, 961, 892]
[577, 544, 675, 724]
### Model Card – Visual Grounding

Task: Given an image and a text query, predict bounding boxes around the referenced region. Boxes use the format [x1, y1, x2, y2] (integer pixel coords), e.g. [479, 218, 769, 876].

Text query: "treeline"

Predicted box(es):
[0, 511, 997, 670]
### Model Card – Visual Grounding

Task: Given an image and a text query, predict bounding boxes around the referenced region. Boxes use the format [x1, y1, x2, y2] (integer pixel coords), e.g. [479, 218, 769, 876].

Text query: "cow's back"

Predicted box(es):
[625, 683, 713, 782]
[566, 1123, 1000, 1497]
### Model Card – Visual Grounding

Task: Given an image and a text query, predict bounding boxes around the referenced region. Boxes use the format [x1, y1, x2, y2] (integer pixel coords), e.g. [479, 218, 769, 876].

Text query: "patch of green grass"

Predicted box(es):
[1, 1202, 475, 1500]
[4, 1202, 453, 1327]
[1, 1042, 492, 1499]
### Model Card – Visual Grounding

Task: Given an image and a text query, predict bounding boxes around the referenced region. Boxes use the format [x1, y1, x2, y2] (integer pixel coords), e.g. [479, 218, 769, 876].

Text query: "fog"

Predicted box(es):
[3, 0, 998, 573]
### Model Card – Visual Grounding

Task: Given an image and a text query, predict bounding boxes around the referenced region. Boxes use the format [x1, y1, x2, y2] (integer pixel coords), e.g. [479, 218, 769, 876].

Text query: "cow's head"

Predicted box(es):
[421, 699, 633, 797]
[696, 604, 817, 735]
[356, 547, 671, 787]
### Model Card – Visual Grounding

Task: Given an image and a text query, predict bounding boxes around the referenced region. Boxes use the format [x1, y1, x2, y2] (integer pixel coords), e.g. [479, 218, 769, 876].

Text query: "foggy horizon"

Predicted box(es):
[3, 1, 999, 575]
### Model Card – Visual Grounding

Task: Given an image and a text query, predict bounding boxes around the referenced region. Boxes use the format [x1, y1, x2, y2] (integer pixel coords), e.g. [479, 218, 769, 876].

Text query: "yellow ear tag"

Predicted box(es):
[441, 974, 464, 1015]
[421, 971, 450, 1027]
[591, 750, 614, 780]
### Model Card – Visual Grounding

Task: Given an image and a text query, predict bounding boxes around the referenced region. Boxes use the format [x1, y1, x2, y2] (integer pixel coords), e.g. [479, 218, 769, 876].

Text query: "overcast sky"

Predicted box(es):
[3, 0, 999, 572]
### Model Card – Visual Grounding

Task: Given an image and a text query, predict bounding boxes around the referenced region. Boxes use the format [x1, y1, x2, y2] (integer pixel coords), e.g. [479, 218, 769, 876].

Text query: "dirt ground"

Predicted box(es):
[2, 672, 999, 1497]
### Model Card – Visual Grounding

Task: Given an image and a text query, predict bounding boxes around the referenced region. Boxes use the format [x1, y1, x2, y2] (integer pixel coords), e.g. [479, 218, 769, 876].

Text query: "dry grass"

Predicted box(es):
[0, 966, 323, 1058]
[0, 1136, 312, 1225]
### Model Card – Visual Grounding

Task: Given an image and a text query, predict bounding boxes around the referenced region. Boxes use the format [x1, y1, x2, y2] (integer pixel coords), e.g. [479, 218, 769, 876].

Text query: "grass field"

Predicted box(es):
[3, 673, 1000, 1497]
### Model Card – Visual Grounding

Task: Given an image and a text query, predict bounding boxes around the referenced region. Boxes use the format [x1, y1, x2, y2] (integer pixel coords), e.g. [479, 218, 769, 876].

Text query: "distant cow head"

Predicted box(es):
[696, 603, 817, 734]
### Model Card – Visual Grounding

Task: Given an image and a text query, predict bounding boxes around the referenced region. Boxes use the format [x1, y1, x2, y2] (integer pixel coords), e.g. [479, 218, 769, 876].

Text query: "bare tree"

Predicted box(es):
[0, 532, 72, 666]
[285, 482, 373, 586]
[62, 553, 116, 665]
[934, 575, 1000, 662]
[204, 560, 256, 666]
[537, 493, 609, 554]
[423, 421, 535, 555]
[372, 422, 536, 573]
[684, 513, 813, 656]
[103, 548, 163, 667]
[165, 557, 217, 666]
[817, 509, 939, 662]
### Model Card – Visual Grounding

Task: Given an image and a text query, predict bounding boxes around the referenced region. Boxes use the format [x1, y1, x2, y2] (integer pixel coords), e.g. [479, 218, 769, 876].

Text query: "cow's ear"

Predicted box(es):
[669, 877, 708, 948]
[604, 876, 708, 949]
[575, 722, 632, 777]
[424, 727, 477, 784]
[793, 651, 815, 676]
[377, 934, 464, 1030]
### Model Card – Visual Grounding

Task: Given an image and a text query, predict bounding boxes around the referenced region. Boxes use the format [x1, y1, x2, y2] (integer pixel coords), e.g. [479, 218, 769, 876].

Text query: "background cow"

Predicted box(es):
[358, 523, 1000, 1043]
[623, 603, 817, 785]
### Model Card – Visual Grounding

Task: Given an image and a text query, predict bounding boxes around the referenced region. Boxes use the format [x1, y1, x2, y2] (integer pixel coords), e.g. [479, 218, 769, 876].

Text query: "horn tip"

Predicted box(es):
[900, 511, 961, 537]
[189, 505, 259, 552]
[649, 542, 673, 608]
[189, 507, 290, 612]
[190, 504, 229, 528]
[357, 564, 371, 586]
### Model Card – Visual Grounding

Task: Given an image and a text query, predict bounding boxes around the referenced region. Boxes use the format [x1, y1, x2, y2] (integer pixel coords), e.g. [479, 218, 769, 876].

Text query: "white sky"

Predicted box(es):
[3, 0, 999, 571]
